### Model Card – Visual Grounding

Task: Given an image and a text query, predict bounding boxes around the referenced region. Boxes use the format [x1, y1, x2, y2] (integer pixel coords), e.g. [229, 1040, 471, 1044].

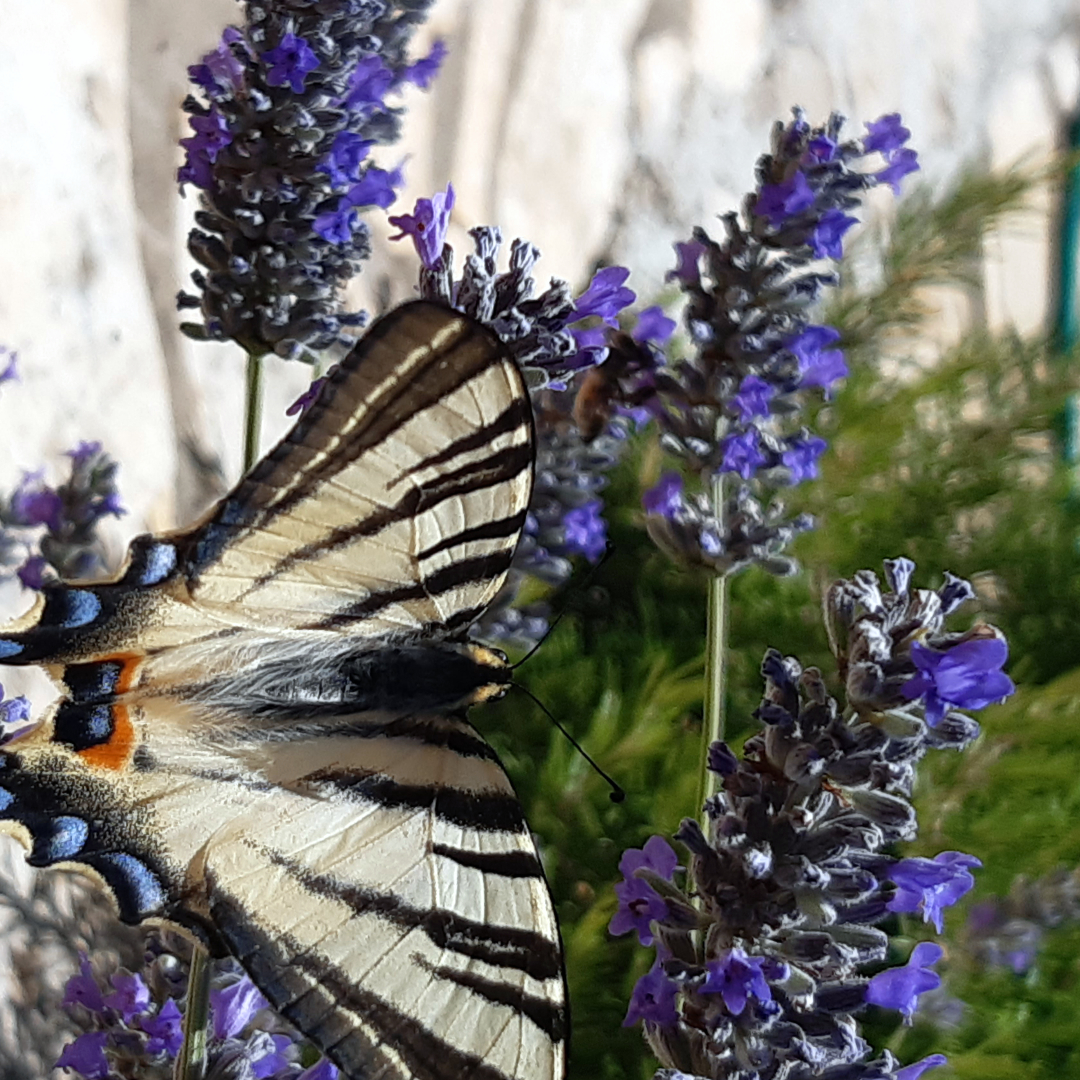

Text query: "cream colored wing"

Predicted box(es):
[0, 697, 566, 1080]
[178, 300, 534, 638]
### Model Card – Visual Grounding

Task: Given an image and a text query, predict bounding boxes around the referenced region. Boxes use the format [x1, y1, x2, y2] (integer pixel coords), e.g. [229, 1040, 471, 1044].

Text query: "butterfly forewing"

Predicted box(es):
[181, 301, 534, 636]
[0, 303, 564, 1080]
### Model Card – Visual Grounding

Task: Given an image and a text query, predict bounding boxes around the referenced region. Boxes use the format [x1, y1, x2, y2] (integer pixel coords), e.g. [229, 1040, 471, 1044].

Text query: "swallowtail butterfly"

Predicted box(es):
[0, 302, 565, 1080]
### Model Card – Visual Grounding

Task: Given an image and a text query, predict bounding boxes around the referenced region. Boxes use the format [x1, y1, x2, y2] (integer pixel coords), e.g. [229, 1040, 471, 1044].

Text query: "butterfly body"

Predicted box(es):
[0, 303, 565, 1080]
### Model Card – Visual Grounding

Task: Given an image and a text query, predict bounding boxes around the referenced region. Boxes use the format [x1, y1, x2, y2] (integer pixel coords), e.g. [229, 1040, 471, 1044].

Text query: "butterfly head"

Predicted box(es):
[461, 642, 512, 704]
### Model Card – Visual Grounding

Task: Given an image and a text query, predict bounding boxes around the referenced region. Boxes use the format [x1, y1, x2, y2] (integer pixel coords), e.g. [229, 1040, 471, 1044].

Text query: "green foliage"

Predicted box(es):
[498, 158, 1080, 1078]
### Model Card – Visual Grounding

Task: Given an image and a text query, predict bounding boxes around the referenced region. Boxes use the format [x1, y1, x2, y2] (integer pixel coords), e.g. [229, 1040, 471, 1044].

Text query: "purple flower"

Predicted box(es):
[262, 32, 319, 94]
[610, 836, 679, 946]
[781, 434, 827, 483]
[388, 183, 455, 269]
[787, 325, 847, 393]
[211, 976, 269, 1040]
[865, 941, 942, 1023]
[67, 440, 103, 469]
[140, 998, 183, 1057]
[620, 835, 680, 881]
[251, 1032, 295, 1077]
[287, 377, 328, 417]
[561, 499, 607, 562]
[863, 113, 912, 155]
[810, 207, 859, 259]
[896, 1055, 948, 1080]
[667, 239, 706, 285]
[178, 105, 232, 190]
[318, 131, 374, 186]
[632, 305, 676, 345]
[56, 1031, 110, 1079]
[313, 202, 359, 246]
[888, 851, 982, 933]
[0, 687, 31, 730]
[755, 172, 815, 226]
[400, 40, 447, 90]
[877, 148, 921, 194]
[17, 555, 47, 591]
[731, 374, 774, 423]
[561, 327, 609, 381]
[805, 133, 838, 163]
[572, 266, 636, 326]
[610, 877, 668, 946]
[901, 637, 1015, 726]
[623, 964, 679, 1027]
[643, 472, 684, 519]
[700, 949, 773, 1016]
[345, 164, 405, 210]
[188, 27, 246, 98]
[0, 347, 18, 385]
[103, 970, 151, 1023]
[95, 491, 126, 519]
[719, 427, 767, 479]
[344, 54, 395, 112]
[63, 955, 107, 1014]
[10, 471, 62, 531]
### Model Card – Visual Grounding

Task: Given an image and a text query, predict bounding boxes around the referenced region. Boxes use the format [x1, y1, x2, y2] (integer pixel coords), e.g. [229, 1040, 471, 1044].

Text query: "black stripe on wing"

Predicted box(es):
[262, 848, 561, 980]
[414, 956, 566, 1042]
[312, 769, 527, 834]
[430, 844, 544, 880]
[309, 550, 518, 631]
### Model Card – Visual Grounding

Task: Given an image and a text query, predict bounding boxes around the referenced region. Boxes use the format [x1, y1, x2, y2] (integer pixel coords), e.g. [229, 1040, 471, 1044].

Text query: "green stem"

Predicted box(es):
[243, 352, 266, 473]
[697, 473, 728, 812]
[174, 944, 211, 1080]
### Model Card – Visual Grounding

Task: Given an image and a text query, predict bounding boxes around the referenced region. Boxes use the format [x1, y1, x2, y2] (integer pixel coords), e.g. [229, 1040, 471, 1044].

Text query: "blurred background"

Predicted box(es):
[3, 1, 1080, 1077]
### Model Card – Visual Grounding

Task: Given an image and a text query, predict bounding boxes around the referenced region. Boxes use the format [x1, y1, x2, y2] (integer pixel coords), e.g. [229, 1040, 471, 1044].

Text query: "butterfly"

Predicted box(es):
[0, 301, 566, 1080]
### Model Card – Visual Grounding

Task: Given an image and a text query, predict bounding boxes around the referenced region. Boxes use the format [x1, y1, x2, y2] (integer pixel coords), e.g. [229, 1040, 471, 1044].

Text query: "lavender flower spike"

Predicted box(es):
[615, 561, 1001, 1079]
[625, 110, 920, 578]
[177, 6, 445, 359]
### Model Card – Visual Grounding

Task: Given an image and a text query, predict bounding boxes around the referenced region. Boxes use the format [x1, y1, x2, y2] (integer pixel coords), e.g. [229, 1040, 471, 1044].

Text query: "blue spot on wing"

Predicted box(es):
[135, 542, 177, 586]
[0, 641, 23, 659]
[42, 589, 101, 630]
[62, 591, 101, 629]
[122, 537, 178, 587]
[53, 703, 114, 751]
[31, 815, 89, 863]
[87, 852, 166, 920]
[0, 788, 13, 812]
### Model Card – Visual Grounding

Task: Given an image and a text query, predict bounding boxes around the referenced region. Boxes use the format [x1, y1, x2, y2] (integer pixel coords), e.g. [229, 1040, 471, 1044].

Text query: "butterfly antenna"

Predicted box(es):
[510, 541, 615, 671]
[513, 682, 625, 803]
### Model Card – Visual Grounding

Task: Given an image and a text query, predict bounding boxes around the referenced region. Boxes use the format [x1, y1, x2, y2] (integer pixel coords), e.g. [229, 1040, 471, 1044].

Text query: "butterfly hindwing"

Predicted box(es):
[0, 302, 564, 1080]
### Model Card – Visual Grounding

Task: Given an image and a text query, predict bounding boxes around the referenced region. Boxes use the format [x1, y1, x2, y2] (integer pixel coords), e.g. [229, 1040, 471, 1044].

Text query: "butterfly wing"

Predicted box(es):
[0, 698, 565, 1080]
[0, 302, 565, 1080]
[181, 298, 534, 637]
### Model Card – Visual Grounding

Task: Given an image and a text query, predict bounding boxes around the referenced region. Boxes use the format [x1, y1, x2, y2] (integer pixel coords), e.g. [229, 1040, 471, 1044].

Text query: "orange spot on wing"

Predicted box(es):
[109, 653, 144, 694]
[78, 704, 136, 771]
